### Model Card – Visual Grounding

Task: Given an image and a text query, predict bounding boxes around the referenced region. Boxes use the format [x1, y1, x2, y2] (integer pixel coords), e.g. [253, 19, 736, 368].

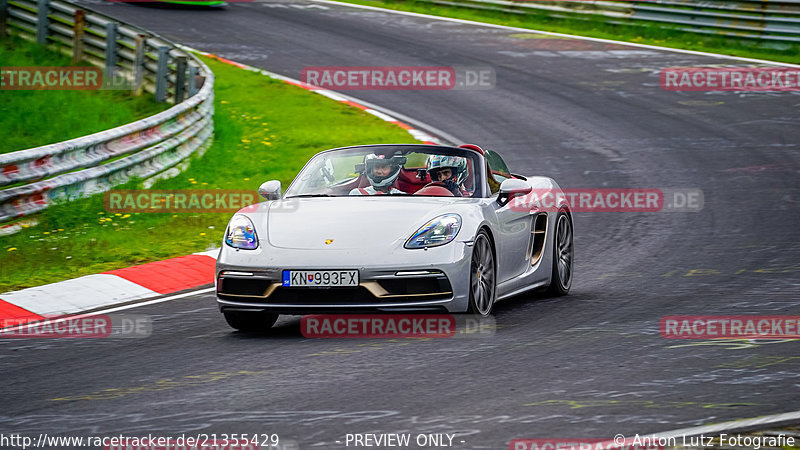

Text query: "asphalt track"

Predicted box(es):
[2, 1, 800, 448]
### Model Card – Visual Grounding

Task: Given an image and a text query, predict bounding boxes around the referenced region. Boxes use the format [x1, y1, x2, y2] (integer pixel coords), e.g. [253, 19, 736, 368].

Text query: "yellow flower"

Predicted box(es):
[121, 214, 130, 219]
[7, 247, 17, 252]
[115, 213, 122, 217]
[221, 100, 229, 104]
[199, 232, 206, 236]
[244, 178, 250, 181]
[57, 228, 63, 232]
[241, 139, 251, 143]
[43, 231, 50, 235]
[98, 212, 104, 215]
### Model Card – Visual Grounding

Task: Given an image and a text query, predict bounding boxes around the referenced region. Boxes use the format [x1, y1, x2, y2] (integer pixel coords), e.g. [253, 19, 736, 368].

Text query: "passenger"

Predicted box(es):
[350, 154, 405, 195]
[426, 155, 468, 197]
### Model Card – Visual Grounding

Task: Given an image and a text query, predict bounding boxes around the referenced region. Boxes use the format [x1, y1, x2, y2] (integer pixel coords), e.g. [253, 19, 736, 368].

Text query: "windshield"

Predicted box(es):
[284, 145, 485, 198]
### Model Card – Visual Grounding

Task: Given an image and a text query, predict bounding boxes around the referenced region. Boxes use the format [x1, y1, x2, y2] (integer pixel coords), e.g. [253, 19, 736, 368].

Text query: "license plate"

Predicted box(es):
[282, 270, 359, 287]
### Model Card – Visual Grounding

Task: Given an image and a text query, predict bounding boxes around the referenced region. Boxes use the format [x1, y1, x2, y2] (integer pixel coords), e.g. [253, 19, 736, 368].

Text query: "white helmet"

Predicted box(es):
[426, 155, 467, 185]
[364, 153, 403, 188]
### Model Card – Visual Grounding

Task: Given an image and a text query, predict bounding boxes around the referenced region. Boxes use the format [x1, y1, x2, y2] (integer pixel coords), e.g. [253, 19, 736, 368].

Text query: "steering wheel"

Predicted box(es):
[414, 181, 455, 197]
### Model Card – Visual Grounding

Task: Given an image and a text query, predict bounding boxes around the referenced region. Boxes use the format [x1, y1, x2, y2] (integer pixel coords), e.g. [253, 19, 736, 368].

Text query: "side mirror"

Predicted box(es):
[258, 180, 281, 200]
[497, 179, 531, 206]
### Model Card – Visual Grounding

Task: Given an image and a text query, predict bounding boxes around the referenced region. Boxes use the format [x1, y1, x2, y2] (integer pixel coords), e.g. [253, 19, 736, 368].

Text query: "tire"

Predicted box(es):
[467, 230, 496, 316]
[223, 311, 279, 332]
[546, 210, 573, 296]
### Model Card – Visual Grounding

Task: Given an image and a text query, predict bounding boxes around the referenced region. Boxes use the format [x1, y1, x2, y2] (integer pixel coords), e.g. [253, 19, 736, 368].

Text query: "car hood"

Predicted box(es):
[266, 197, 467, 250]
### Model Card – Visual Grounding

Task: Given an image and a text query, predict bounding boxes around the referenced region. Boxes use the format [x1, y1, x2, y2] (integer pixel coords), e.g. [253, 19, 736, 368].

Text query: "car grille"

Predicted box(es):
[269, 287, 399, 304]
[378, 277, 452, 296]
[218, 277, 271, 297]
[217, 275, 452, 304]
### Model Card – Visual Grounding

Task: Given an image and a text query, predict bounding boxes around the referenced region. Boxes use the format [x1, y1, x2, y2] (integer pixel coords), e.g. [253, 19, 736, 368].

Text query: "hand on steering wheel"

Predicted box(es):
[413, 181, 453, 197]
[426, 180, 463, 197]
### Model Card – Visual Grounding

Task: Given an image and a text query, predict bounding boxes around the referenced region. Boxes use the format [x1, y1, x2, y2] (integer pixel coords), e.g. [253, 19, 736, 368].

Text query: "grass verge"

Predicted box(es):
[0, 36, 168, 154]
[329, 0, 799, 64]
[0, 55, 417, 292]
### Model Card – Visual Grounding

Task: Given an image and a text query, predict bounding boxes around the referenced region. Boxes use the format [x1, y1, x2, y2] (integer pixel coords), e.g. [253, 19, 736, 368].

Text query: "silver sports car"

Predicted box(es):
[215, 144, 573, 331]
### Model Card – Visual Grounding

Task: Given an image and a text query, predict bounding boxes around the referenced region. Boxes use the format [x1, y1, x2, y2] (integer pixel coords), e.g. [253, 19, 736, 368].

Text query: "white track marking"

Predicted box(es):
[309, 0, 800, 68]
[651, 409, 800, 438]
[84, 287, 216, 315]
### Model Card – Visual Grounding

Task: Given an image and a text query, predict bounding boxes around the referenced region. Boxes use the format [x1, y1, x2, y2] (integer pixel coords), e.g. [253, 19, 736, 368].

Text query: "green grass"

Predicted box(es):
[0, 36, 168, 153]
[331, 0, 799, 64]
[0, 55, 417, 292]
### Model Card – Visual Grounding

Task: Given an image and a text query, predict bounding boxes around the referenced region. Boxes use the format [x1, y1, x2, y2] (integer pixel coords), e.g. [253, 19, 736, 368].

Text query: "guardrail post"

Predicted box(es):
[36, 0, 49, 45]
[104, 22, 118, 81]
[188, 65, 199, 97]
[174, 55, 187, 104]
[1, 0, 8, 38]
[72, 10, 85, 63]
[132, 34, 145, 96]
[154, 46, 169, 103]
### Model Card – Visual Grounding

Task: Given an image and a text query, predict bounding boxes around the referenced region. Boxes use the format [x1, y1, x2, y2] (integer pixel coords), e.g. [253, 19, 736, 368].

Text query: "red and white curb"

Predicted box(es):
[0, 250, 218, 326]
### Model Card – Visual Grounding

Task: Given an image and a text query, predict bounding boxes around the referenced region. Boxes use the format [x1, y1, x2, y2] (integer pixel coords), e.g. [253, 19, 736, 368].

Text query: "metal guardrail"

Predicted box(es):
[0, 0, 215, 223]
[419, 0, 800, 42]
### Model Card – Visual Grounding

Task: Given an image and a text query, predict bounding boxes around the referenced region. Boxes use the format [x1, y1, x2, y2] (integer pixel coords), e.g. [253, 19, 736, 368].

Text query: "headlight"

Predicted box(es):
[225, 214, 258, 250]
[405, 214, 462, 249]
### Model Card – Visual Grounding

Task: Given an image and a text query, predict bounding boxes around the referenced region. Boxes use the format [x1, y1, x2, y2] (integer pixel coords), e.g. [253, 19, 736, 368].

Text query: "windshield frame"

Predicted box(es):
[283, 144, 489, 198]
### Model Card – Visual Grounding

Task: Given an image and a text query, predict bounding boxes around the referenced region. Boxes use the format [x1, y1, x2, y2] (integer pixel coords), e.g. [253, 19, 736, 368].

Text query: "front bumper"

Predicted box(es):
[215, 242, 472, 314]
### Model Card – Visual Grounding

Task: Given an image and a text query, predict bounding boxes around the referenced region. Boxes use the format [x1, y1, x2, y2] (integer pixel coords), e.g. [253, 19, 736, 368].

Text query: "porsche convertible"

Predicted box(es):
[215, 144, 573, 331]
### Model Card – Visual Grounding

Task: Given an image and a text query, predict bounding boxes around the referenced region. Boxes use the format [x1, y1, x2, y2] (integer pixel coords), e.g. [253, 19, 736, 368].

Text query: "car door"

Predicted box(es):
[486, 151, 535, 283]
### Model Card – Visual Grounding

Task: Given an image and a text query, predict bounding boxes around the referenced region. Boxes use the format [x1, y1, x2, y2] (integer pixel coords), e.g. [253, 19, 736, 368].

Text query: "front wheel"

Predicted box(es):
[467, 230, 496, 316]
[223, 311, 279, 332]
[546, 210, 573, 296]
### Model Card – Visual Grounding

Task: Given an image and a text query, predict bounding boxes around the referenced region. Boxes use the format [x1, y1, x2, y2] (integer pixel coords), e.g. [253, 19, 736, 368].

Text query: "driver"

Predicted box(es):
[350, 154, 405, 195]
[425, 155, 468, 197]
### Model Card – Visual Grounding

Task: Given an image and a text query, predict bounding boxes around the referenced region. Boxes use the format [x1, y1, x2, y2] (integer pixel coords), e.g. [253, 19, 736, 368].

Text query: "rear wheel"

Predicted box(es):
[223, 311, 279, 332]
[547, 210, 573, 296]
[467, 230, 496, 316]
